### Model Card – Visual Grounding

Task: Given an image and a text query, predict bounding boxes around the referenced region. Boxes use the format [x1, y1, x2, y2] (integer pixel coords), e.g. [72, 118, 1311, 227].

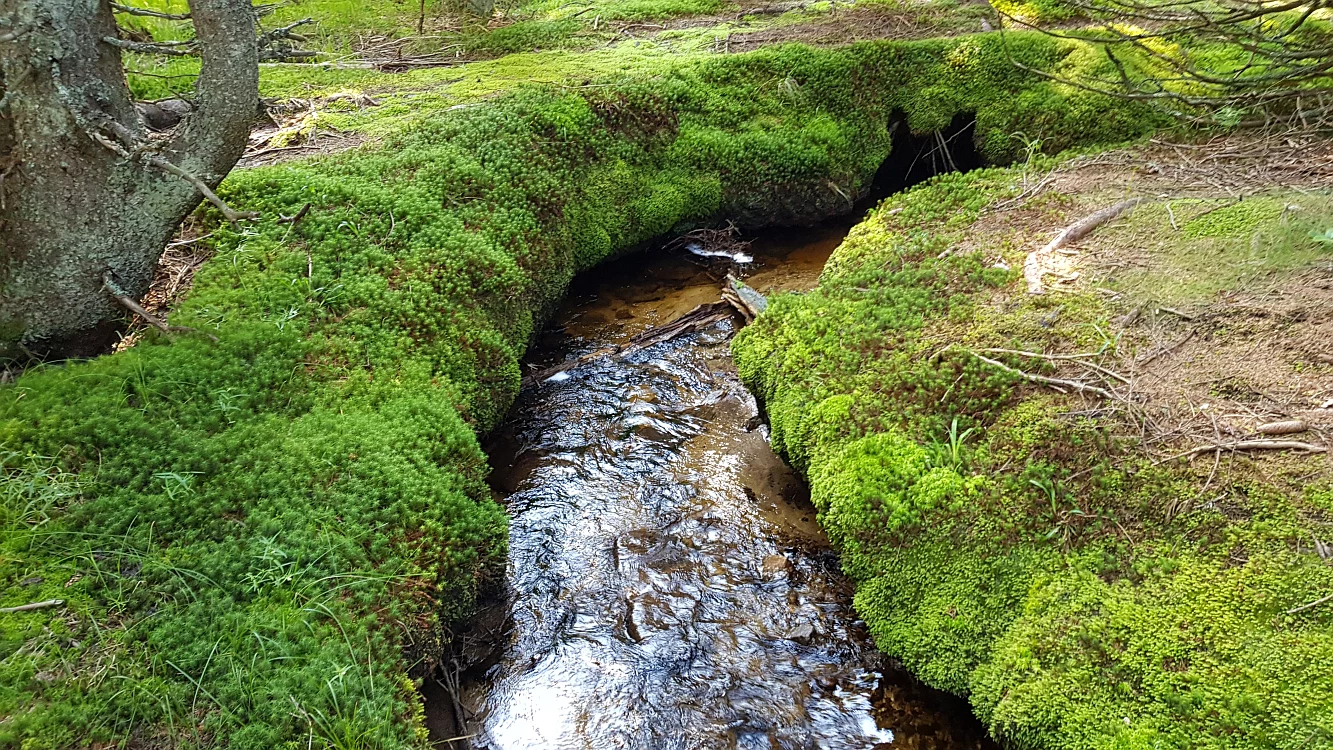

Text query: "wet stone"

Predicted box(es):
[762, 554, 792, 576]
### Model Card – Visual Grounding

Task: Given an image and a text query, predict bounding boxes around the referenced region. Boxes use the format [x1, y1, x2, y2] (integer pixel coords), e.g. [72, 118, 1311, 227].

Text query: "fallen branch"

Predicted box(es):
[0, 599, 63, 613]
[1257, 420, 1307, 435]
[1024, 198, 1143, 294]
[111, 2, 191, 20]
[1286, 593, 1333, 615]
[1154, 440, 1328, 464]
[978, 347, 1130, 384]
[102, 36, 197, 56]
[722, 274, 767, 323]
[959, 348, 1118, 400]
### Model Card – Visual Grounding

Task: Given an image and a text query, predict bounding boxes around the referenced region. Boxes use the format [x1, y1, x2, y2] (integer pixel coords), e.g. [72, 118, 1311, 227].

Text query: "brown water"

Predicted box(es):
[453, 224, 995, 750]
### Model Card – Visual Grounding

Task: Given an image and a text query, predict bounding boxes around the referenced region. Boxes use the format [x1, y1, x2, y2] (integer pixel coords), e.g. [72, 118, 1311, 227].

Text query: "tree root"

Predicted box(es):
[1024, 198, 1143, 294]
[103, 272, 219, 343]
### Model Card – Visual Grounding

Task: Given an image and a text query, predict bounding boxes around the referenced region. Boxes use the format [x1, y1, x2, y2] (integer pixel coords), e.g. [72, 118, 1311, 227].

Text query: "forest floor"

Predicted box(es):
[732, 127, 1333, 747]
[5, 0, 1331, 748]
[963, 132, 1333, 467]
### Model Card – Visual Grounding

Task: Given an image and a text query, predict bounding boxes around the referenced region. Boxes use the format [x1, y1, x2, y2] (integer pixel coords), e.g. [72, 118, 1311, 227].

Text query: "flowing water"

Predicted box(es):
[448, 223, 996, 750]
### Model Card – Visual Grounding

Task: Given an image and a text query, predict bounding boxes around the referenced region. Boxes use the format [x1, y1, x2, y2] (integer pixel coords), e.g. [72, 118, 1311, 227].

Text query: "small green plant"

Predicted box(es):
[928, 417, 975, 472]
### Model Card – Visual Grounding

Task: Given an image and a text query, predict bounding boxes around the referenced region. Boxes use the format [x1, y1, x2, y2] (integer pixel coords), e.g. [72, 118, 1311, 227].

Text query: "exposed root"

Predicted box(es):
[1025, 198, 1143, 294]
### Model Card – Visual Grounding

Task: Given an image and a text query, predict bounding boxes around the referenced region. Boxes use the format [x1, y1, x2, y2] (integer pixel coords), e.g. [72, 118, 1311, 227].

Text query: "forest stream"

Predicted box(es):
[432, 222, 998, 749]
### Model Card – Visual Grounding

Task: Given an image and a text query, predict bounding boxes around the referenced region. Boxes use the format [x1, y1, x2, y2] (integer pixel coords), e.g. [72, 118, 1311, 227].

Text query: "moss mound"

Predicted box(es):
[732, 169, 1333, 749]
[3, 35, 1151, 749]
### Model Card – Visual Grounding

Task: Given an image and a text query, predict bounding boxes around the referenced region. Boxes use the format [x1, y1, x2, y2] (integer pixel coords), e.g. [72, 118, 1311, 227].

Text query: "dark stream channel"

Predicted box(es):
[429, 213, 999, 749]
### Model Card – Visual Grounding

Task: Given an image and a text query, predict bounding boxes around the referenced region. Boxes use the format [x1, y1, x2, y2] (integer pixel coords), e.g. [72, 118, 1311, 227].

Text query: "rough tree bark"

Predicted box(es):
[0, 0, 258, 361]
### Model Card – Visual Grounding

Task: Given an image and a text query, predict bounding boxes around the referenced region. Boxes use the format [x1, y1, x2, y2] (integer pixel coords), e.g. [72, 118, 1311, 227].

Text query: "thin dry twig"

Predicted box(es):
[1154, 440, 1328, 464]
[958, 348, 1119, 400]
[979, 347, 1131, 385]
[0, 599, 64, 613]
[1287, 593, 1333, 615]
[103, 272, 219, 343]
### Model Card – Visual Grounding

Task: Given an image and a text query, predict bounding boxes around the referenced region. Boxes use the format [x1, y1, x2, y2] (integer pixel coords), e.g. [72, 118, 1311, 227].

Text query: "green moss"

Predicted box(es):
[5, 28, 1158, 749]
[1182, 197, 1287, 238]
[475, 19, 584, 53]
[733, 165, 1333, 749]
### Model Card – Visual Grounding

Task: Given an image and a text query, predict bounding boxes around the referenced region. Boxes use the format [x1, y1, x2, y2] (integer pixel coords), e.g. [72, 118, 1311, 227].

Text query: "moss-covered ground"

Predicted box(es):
[1, 3, 1161, 744]
[733, 147, 1333, 748]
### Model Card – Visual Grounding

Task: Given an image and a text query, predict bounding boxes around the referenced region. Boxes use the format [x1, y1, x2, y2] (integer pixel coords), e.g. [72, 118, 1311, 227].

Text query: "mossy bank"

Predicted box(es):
[0, 34, 1153, 749]
[733, 158, 1333, 747]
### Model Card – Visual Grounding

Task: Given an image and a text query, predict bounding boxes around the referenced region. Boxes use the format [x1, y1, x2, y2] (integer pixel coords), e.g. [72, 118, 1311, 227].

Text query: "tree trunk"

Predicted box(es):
[0, 0, 257, 361]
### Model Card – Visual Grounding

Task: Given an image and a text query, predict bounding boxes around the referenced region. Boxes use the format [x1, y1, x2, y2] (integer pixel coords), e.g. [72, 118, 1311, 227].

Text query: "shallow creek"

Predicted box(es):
[453, 223, 996, 749]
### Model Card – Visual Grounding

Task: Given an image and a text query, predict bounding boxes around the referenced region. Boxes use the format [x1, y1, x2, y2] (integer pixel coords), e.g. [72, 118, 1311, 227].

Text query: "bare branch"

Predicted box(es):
[111, 2, 192, 20]
[258, 18, 318, 61]
[102, 35, 198, 56]
[995, 0, 1333, 127]
[145, 154, 257, 225]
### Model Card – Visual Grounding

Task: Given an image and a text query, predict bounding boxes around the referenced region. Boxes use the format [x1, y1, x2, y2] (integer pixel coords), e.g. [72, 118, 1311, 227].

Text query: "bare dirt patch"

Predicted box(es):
[955, 134, 1333, 491]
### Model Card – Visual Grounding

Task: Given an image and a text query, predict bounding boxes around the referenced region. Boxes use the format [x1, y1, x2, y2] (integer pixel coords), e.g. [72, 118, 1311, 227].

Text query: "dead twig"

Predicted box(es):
[145, 155, 257, 225]
[1154, 440, 1328, 464]
[0, 599, 64, 613]
[111, 2, 191, 19]
[103, 272, 219, 343]
[1287, 593, 1333, 615]
[958, 348, 1119, 400]
[978, 347, 1130, 384]
[1136, 329, 1196, 367]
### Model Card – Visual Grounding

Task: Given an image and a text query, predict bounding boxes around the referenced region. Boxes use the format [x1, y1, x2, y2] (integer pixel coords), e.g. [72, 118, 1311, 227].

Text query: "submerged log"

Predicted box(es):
[521, 302, 735, 389]
[521, 277, 770, 390]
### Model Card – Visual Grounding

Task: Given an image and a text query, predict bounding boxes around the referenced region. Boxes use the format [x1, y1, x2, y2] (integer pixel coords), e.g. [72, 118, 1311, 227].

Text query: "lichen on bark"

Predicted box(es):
[0, 0, 258, 362]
